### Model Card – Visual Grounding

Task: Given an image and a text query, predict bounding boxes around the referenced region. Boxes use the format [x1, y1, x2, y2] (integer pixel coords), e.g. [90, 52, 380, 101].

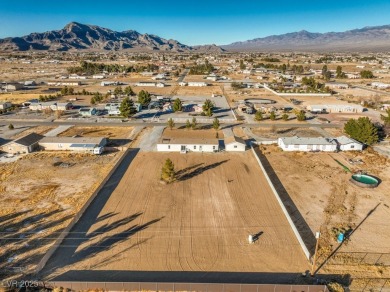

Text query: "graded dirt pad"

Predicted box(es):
[251, 127, 324, 139]
[0, 151, 121, 280]
[163, 128, 224, 140]
[58, 126, 133, 139]
[262, 146, 390, 281]
[176, 85, 223, 96]
[42, 152, 309, 281]
[11, 126, 56, 139]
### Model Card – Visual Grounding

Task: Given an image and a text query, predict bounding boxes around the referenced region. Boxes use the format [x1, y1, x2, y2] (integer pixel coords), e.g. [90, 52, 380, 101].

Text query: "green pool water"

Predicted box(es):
[352, 174, 378, 185]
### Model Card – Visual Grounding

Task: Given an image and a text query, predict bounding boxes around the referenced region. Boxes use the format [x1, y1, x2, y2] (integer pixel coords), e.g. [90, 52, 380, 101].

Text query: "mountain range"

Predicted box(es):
[0, 22, 223, 53]
[0, 22, 390, 52]
[223, 25, 390, 52]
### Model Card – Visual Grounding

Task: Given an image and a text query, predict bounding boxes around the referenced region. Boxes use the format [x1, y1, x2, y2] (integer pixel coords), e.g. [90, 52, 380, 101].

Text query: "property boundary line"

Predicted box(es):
[35, 149, 131, 274]
[250, 145, 311, 260]
[44, 281, 329, 292]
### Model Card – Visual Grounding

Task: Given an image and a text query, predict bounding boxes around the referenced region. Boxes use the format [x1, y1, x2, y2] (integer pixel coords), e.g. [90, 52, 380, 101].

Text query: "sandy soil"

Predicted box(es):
[11, 126, 56, 139]
[0, 151, 121, 280]
[42, 152, 309, 279]
[176, 85, 223, 97]
[58, 126, 133, 139]
[251, 127, 325, 139]
[163, 128, 224, 140]
[262, 145, 390, 282]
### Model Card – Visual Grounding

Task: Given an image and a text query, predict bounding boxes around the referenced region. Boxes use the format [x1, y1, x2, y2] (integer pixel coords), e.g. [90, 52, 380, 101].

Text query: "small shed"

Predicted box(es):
[0, 101, 12, 110]
[1, 133, 43, 154]
[225, 136, 246, 152]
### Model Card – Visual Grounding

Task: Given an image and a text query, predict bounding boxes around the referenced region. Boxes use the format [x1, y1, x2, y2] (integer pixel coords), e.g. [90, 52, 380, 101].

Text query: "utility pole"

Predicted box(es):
[311, 231, 321, 276]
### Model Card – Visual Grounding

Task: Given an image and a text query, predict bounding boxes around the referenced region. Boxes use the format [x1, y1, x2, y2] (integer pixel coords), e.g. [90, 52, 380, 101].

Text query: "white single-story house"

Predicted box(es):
[47, 81, 81, 86]
[278, 136, 338, 152]
[1, 133, 43, 154]
[179, 82, 188, 86]
[0, 101, 12, 110]
[39, 136, 107, 154]
[306, 104, 365, 113]
[336, 136, 364, 151]
[325, 82, 349, 89]
[157, 137, 219, 153]
[136, 82, 157, 87]
[29, 102, 72, 111]
[2, 83, 24, 91]
[79, 107, 97, 117]
[188, 82, 209, 87]
[101, 81, 118, 86]
[93, 74, 105, 79]
[225, 136, 246, 152]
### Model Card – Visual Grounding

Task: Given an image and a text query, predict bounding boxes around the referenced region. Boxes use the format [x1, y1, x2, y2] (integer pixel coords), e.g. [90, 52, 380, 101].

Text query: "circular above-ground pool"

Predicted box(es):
[350, 173, 379, 188]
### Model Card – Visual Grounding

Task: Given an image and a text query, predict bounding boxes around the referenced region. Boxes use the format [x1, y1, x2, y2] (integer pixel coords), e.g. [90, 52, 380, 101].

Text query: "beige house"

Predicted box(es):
[39, 136, 107, 154]
[1, 133, 43, 154]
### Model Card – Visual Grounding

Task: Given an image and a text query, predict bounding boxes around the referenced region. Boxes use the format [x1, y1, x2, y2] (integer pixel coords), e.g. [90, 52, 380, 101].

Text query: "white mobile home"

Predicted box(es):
[225, 136, 246, 152]
[307, 104, 365, 113]
[336, 136, 364, 151]
[39, 136, 107, 154]
[157, 137, 219, 153]
[278, 136, 337, 152]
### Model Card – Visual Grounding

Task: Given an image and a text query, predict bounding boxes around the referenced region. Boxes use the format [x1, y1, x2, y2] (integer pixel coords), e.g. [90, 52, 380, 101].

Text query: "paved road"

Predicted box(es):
[353, 85, 390, 96]
[0, 119, 343, 128]
[176, 68, 190, 83]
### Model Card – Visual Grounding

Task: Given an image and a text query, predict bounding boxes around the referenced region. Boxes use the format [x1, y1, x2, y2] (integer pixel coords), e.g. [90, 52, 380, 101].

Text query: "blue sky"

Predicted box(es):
[0, 0, 389, 45]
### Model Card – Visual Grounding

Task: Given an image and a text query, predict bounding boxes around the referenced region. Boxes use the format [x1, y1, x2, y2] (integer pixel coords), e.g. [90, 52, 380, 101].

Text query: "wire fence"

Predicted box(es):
[327, 252, 390, 266]
[44, 281, 329, 292]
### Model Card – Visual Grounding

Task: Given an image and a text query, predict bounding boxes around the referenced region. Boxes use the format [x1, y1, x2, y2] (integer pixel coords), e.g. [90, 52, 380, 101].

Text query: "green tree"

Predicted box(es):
[231, 82, 245, 90]
[212, 117, 220, 131]
[281, 113, 289, 121]
[344, 117, 378, 145]
[167, 118, 175, 130]
[191, 117, 197, 129]
[8, 123, 14, 130]
[296, 110, 306, 121]
[172, 98, 183, 112]
[185, 119, 191, 129]
[254, 110, 263, 121]
[124, 86, 135, 96]
[137, 90, 151, 105]
[380, 108, 390, 125]
[269, 111, 276, 120]
[161, 158, 175, 183]
[202, 99, 214, 117]
[360, 70, 374, 79]
[239, 60, 246, 70]
[336, 66, 346, 78]
[114, 86, 123, 96]
[119, 97, 136, 118]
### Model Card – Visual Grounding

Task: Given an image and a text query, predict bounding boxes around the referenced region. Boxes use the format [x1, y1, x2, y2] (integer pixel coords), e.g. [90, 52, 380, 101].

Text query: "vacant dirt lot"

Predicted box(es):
[41, 152, 309, 280]
[58, 126, 133, 139]
[262, 145, 390, 282]
[251, 127, 325, 139]
[0, 151, 122, 280]
[163, 128, 224, 140]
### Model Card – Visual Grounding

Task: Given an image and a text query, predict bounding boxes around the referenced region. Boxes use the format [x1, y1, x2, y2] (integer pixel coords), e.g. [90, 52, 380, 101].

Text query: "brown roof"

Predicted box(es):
[13, 133, 44, 146]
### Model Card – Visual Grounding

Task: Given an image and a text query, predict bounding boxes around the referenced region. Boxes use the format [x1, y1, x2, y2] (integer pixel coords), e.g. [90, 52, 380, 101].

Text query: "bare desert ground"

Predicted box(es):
[58, 126, 133, 139]
[0, 151, 122, 280]
[41, 151, 309, 281]
[262, 145, 390, 284]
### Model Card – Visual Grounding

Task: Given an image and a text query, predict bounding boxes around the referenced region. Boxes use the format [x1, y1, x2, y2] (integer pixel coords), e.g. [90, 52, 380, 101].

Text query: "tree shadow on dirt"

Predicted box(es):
[176, 160, 229, 181]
